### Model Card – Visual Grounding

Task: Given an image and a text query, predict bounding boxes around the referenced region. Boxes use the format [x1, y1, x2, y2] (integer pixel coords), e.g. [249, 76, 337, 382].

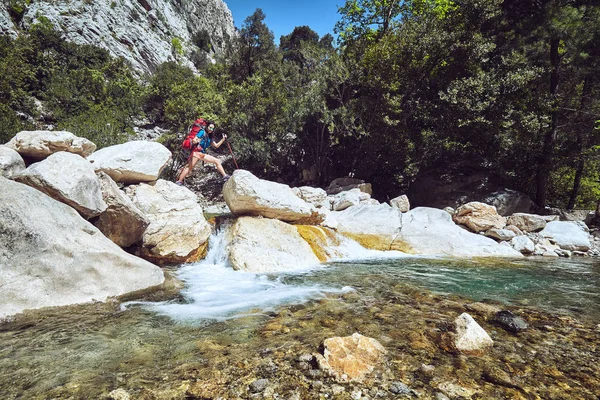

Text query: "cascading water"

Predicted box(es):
[124, 225, 362, 322]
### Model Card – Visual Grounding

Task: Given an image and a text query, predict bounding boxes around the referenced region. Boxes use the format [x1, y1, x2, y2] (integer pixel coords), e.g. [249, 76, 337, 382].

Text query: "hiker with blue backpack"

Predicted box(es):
[176, 119, 230, 185]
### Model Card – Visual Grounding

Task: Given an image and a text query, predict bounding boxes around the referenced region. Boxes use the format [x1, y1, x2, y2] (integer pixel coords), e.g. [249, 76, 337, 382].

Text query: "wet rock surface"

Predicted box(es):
[0, 272, 599, 400]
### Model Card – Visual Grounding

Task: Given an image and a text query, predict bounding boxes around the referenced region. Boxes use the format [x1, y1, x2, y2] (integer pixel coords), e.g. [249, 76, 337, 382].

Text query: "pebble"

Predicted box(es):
[249, 379, 269, 393]
[389, 381, 412, 395]
[492, 310, 528, 333]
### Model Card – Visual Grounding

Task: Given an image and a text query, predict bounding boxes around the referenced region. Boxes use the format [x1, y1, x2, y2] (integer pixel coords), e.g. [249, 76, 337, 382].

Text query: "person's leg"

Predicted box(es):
[201, 154, 227, 177]
[177, 155, 200, 183]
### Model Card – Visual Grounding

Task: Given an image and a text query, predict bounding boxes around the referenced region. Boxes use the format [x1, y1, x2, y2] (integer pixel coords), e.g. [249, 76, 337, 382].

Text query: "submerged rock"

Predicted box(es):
[492, 310, 528, 333]
[453, 313, 494, 355]
[315, 332, 387, 383]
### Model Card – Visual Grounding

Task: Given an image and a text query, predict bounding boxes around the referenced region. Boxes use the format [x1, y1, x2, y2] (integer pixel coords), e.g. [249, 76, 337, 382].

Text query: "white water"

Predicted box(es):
[125, 225, 411, 322]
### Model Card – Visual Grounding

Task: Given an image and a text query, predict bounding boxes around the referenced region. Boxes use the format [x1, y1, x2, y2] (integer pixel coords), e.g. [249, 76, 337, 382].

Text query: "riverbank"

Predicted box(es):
[1, 258, 598, 400]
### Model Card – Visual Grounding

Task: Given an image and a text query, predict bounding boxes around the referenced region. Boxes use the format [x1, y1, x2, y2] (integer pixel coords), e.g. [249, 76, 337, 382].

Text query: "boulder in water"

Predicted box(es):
[0, 177, 164, 319]
[227, 216, 320, 273]
[540, 221, 591, 252]
[492, 310, 528, 333]
[454, 313, 494, 355]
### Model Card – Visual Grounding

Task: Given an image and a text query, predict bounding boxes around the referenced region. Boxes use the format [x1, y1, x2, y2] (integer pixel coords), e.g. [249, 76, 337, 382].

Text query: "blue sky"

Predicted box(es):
[224, 0, 343, 45]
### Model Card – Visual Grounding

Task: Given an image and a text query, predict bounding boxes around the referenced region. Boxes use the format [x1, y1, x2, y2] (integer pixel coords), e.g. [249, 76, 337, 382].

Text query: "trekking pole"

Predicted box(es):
[226, 140, 240, 170]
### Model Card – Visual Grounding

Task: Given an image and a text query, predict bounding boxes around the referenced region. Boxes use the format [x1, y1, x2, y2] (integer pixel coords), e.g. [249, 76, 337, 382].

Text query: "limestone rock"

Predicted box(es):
[6, 130, 96, 160]
[506, 213, 547, 232]
[223, 170, 323, 224]
[6, 0, 236, 75]
[292, 186, 328, 207]
[390, 194, 410, 212]
[398, 207, 522, 257]
[315, 333, 387, 382]
[510, 236, 535, 254]
[540, 221, 591, 251]
[126, 180, 211, 264]
[453, 202, 506, 233]
[0, 177, 164, 319]
[327, 177, 372, 195]
[87, 141, 171, 184]
[16, 152, 107, 219]
[0, 145, 25, 178]
[334, 204, 403, 251]
[94, 172, 149, 248]
[332, 188, 369, 211]
[454, 313, 494, 355]
[485, 228, 516, 241]
[482, 189, 534, 216]
[227, 217, 320, 273]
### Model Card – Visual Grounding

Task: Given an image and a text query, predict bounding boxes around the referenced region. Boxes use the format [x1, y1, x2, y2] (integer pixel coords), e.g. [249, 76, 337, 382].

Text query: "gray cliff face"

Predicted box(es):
[0, 0, 236, 74]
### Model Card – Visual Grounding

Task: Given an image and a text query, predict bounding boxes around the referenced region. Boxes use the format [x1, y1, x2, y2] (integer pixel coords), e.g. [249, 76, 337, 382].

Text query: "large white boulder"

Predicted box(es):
[334, 204, 404, 250]
[398, 207, 522, 257]
[510, 236, 535, 254]
[0, 177, 165, 319]
[15, 152, 107, 219]
[87, 141, 172, 184]
[94, 172, 149, 248]
[6, 130, 96, 160]
[223, 170, 323, 224]
[540, 221, 591, 251]
[227, 217, 320, 273]
[453, 202, 506, 233]
[0, 145, 25, 178]
[126, 180, 211, 264]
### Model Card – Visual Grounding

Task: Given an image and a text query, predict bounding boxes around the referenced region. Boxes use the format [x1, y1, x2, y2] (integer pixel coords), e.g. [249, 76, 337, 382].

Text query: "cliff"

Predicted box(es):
[0, 0, 236, 74]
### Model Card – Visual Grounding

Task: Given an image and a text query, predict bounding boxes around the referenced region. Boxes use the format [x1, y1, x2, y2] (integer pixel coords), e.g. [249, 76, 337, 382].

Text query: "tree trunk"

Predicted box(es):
[567, 77, 592, 209]
[535, 37, 560, 209]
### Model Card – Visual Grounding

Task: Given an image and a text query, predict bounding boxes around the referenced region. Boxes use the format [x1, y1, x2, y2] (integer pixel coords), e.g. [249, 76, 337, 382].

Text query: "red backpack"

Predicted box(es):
[182, 118, 207, 149]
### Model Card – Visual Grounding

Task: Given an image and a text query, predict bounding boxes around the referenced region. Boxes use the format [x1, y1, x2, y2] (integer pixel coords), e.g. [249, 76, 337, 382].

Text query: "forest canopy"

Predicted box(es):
[0, 0, 599, 209]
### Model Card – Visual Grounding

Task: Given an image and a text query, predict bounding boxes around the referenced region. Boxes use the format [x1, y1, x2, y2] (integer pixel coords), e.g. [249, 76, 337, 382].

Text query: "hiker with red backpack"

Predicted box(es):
[176, 118, 230, 185]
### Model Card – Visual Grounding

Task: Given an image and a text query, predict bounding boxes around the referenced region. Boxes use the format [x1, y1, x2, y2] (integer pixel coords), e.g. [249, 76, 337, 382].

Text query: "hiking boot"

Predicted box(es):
[221, 175, 230, 183]
[175, 181, 184, 186]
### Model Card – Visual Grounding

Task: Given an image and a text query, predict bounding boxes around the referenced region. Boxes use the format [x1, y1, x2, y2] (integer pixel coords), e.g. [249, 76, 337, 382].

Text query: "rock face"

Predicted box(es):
[0, 177, 165, 319]
[16, 152, 107, 219]
[506, 213, 547, 232]
[6, 131, 96, 161]
[335, 204, 404, 250]
[223, 170, 323, 224]
[94, 172, 149, 248]
[126, 180, 211, 264]
[454, 313, 494, 355]
[390, 194, 410, 212]
[398, 208, 522, 257]
[540, 221, 591, 251]
[453, 202, 506, 233]
[227, 217, 320, 273]
[87, 141, 171, 184]
[0, 145, 25, 178]
[316, 333, 387, 383]
[1, 0, 235, 75]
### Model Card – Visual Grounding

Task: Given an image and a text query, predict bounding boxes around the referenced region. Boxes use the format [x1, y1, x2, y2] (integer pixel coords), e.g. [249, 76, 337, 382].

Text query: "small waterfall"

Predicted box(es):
[124, 225, 349, 322]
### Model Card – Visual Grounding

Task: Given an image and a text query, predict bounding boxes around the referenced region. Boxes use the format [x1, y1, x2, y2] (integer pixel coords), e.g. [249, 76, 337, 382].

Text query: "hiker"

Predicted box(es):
[176, 121, 230, 185]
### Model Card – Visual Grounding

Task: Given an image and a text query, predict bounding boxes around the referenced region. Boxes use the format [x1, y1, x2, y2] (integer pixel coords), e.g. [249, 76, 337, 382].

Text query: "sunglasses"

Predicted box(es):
[207, 126, 215, 130]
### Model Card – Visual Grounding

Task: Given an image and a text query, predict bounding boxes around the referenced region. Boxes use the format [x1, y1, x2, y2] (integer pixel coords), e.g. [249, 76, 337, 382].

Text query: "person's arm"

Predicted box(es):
[212, 134, 227, 149]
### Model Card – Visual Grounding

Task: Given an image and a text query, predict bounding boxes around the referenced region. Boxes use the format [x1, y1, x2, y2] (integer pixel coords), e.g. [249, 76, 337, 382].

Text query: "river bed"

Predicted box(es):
[1, 237, 599, 399]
